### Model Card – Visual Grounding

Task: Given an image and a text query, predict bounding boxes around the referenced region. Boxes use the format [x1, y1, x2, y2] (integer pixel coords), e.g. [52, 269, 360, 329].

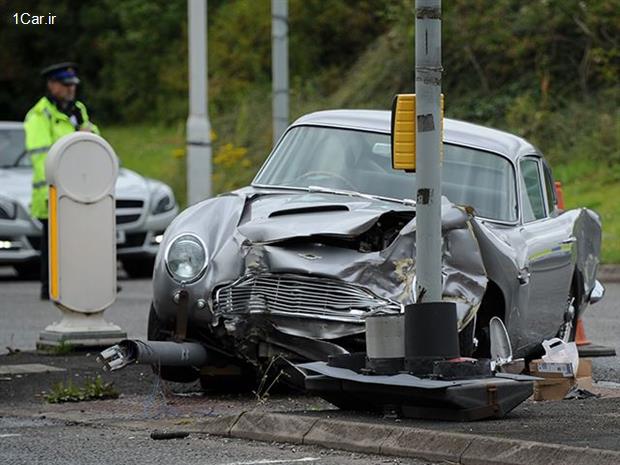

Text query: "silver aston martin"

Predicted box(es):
[0, 121, 179, 278]
[148, 110, 604, 386]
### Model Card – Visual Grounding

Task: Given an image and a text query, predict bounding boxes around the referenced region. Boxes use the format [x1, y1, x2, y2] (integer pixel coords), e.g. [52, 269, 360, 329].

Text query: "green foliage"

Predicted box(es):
[45, 375, 119, 403]
[2, 0, 618, 259]
[102, 124, 188, 206]
[48, 341, 75, 355]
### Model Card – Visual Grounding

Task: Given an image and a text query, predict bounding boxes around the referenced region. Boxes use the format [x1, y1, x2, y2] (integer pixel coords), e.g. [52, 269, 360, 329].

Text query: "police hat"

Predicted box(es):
[41, 62, 80, 85]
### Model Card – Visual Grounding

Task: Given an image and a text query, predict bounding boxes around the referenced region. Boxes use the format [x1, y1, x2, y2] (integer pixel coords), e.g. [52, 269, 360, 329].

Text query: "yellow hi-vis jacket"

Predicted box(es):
[24, 96, 99, 219]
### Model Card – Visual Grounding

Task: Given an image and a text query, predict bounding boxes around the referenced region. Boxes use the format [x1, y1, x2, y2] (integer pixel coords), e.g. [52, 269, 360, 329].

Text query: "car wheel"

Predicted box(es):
[147, 303, 200, 383]
[14, 262, 40, 279]
[558, 287, 579, 342]
[122, 257, 155, 279]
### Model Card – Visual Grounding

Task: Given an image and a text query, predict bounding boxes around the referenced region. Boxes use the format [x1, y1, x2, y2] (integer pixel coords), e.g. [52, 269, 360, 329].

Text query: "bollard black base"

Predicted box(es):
[405, 302, 460, 375]
[365, 357, 404, 375]
[433, 358, 493, 380]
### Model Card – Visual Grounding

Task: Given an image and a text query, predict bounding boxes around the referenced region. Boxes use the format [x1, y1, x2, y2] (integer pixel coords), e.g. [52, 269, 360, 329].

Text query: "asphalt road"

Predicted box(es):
[1, 267, 619, 463]
[1, 266, 618, 382]
[0, 416, 434, 465]
[0, 267, 150, 354]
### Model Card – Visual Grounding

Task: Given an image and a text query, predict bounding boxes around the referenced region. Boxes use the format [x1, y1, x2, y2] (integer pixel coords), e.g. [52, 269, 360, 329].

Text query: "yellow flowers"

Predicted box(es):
[214, 143, 249, 168]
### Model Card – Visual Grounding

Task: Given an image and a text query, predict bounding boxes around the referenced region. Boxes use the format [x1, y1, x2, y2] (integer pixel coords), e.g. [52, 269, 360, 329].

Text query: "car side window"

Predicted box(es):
[519, 158, 546, 222]
[542, 163, 556, 214]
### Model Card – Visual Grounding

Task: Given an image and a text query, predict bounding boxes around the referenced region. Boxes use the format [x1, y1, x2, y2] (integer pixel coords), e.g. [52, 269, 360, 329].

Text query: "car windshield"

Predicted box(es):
[254, 126, 517, 222]
[0, 128, 28, 167]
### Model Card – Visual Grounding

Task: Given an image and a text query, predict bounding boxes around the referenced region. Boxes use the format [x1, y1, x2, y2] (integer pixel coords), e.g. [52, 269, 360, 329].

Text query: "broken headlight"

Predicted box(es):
[165, 233, 208, 283]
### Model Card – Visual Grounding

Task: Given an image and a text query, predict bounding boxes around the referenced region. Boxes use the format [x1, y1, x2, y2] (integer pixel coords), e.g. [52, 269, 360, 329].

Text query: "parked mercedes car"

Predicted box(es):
[135, 110, 603, 386]
[0, 121, 178, 278]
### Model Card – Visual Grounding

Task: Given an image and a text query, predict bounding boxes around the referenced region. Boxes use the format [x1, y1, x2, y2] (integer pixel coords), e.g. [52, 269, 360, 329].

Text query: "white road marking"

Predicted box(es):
[219, 458, 320, 465]
[0, 434, 21, 438]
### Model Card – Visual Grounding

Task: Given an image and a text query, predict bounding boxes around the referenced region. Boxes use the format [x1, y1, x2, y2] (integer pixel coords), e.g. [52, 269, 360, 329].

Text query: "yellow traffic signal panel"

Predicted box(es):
[390, 93, 444, 172]
[391, 94, 416, 171]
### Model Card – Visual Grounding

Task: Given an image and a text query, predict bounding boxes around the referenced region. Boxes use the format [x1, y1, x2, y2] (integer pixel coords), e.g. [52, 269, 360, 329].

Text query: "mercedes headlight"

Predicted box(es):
[151, 186, 176, 215]
[165, 233, 208, 283]
[0, 197, 16, 220]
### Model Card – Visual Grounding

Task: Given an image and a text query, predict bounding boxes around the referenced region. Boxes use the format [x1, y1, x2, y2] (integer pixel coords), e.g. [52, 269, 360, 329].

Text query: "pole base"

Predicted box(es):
[299, 359, 535, 421]
[37, 305, 126, 350]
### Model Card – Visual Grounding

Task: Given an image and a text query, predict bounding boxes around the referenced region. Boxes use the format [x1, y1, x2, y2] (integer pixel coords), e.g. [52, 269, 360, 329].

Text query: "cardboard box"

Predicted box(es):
[529, 359, 574, 377]
[576, 358, 592, 378]
[576, 376, 593, 391]
[531, 357, 593, 400]
[533, 377, 575, 401]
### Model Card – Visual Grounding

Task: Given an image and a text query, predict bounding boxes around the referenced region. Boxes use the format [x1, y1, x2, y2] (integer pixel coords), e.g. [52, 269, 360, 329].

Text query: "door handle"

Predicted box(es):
[561, 237, 577, 245]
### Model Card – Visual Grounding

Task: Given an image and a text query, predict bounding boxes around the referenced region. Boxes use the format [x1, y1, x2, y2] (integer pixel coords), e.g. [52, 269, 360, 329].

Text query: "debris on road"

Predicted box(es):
[150, 430, 190, 440]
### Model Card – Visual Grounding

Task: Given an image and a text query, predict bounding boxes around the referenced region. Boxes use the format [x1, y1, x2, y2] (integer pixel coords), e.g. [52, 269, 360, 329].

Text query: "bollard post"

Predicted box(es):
[37, 132, 126, 349]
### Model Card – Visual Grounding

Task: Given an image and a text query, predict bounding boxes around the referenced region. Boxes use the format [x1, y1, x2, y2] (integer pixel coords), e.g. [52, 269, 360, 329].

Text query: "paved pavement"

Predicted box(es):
[0, 267, 150, 355]
[0, 416, 432, 465]
[1, 266, 619, 464]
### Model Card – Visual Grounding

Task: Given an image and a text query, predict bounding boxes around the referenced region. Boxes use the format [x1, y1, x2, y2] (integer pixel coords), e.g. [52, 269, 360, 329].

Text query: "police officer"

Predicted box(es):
[24, 63, 99, 299]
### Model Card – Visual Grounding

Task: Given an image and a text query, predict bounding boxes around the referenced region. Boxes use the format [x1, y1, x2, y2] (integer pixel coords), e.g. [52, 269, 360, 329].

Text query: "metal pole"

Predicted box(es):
[271, 0, 289, 146]
[415, 0, 442, 302]
[187, 0, 212, 205]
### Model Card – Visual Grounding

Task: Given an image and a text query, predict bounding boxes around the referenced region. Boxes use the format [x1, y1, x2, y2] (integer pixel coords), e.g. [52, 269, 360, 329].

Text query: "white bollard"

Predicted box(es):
[37, 132, 126, 349]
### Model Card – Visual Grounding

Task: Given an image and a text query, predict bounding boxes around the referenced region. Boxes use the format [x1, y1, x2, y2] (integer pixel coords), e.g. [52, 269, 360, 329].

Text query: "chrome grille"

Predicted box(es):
[214, 273, 401, 321]
[115, 199, 144, 226]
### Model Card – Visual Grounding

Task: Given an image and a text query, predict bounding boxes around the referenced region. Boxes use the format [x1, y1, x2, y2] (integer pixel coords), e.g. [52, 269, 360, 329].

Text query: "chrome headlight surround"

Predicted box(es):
[164, 233, 209, 284]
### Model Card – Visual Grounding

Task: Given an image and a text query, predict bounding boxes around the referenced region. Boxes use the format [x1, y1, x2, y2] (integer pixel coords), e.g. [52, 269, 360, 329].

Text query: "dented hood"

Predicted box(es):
[237, 190, 415, 242]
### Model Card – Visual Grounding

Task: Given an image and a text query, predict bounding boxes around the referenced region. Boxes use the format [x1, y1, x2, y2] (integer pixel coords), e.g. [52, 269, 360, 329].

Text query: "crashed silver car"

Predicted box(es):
[0, 121, 178, 278]
[146, 110, 603, 385]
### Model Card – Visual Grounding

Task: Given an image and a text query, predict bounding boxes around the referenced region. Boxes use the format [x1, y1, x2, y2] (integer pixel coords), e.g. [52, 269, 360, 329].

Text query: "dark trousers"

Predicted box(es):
[39, 219, 49, 299]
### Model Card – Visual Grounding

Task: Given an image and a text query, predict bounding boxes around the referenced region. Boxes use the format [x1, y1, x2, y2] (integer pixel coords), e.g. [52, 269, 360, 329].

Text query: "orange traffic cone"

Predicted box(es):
[575, 318, 591, 346]
[555, 181, 565, 210]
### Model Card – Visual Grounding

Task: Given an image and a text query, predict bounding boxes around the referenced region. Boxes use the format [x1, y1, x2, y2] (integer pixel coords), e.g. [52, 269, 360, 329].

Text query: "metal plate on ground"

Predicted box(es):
[578, 344, 617, 358]
[300, 361, 535, 421]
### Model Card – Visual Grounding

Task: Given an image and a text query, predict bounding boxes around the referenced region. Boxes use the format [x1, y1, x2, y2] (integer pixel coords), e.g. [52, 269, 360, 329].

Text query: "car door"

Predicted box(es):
[518, 156, 574, 341]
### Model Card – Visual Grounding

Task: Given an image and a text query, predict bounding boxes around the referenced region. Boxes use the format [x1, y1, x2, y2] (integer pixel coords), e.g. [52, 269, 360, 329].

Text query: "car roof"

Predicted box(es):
[291, 110, 540, 160]
[0, 121, 24, 130]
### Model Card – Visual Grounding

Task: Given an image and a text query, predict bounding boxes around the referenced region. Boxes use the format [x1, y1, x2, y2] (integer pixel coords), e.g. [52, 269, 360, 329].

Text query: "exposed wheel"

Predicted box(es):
[558, 286, 579, 342]
[122, 257, 155, 279]
[147, 303, 199, 383]
[459, 316, 476, 357]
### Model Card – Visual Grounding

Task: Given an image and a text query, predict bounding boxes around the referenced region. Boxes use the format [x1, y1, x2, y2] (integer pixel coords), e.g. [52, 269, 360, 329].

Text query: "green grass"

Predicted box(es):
[101, 124, 188, 207]
[45, 375, 119, 403]
[555, 160, 620, 264]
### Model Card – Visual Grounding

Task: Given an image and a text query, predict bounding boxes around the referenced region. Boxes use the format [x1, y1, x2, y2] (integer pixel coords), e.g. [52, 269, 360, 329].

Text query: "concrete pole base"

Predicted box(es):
[37, 305, 126, 350]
